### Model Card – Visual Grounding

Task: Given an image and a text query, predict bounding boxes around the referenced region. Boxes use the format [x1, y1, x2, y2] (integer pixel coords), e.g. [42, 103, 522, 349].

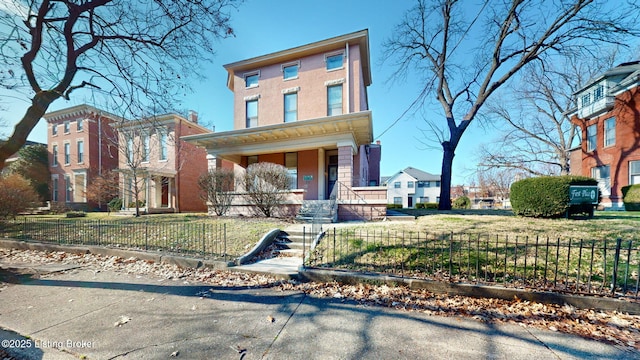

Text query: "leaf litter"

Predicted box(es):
[1, 248, 638, 351]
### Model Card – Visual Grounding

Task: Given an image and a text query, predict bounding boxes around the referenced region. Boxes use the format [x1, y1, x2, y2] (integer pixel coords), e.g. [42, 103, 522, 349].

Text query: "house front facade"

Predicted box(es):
[115, 112, 211, 213]
[44, 105, 120, 209]
[384, 167, 441, 208]
[183, 29, 386, 220]
[570, 61, 640, 209]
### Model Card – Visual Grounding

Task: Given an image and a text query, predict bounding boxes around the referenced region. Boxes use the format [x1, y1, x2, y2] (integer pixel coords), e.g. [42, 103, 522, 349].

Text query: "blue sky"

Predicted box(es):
[0, 0, 525, 184]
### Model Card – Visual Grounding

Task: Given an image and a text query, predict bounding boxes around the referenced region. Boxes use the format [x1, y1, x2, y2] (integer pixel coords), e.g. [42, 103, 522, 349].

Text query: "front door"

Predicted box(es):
[161, 177, 169, 207]
[327, 154, 339, 198]
[408, 196, 413, 208]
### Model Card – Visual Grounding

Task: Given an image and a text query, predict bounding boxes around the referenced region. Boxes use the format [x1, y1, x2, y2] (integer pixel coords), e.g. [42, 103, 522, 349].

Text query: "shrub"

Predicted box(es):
[66, 211, 87, 218]
[243, 162, 290, 217]
[621, 184, 640, 211]
[452, 196, 471, 209]
[198, 168, 235, 216]
[415, 202, 438, 209]
[128, 199, 145, 208]
[386, 204, 402, 209]
[0, 173, 41, 219]
[108, 197, 123, 212]
[510, 176, 598, 218]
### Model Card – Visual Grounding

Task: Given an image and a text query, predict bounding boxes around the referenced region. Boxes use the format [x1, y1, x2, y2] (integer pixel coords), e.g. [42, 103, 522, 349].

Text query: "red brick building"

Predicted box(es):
[114, 112, 212, 213]
[44, 105, 120, 209]
[570, 61, 640, 209]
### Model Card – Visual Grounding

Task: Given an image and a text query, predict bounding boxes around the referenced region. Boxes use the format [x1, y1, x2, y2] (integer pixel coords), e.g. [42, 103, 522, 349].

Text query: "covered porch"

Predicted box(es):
[119, 168, 177, 213]
[183, 111, 386, 220]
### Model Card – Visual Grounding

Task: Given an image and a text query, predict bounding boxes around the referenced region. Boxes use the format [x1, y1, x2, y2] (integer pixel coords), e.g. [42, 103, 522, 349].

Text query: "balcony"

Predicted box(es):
[577, 95, 615, 119]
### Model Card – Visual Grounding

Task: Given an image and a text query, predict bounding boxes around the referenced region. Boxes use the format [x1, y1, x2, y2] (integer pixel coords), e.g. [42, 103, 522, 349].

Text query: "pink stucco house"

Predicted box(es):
[183, 29, 385, 220]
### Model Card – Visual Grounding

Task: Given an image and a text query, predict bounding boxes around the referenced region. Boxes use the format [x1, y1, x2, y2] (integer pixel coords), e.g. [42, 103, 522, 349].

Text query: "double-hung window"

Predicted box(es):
[587, 124, 597, 151]
[327, 85, 343, 116]
[246, 100, 258, 128]
[284, 93, 297, 122]
[64, 143, 70, 165]
[52, 145, 58, 166]
[630, 160, 640, 185]
[604, 117, 616, 147]
[394, 181, 401, 188]
[283, 64, 298, 80]
[592, 165, 611, 196]
[142, 134, 150, 162]
[159, 131, 167, 160]
[77, 119, 83, 131]
[64, 120, 70, 134]
[52, 124, 57, 136]
[77, 140, 84, 163]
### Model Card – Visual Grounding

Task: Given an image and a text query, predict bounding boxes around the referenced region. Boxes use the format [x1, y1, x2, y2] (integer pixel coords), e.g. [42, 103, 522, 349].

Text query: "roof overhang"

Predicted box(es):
[182, 111, 373, 162]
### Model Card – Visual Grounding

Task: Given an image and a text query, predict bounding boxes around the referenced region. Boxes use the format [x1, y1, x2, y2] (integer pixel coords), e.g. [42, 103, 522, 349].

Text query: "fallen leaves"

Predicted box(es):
[1, 248, 639, 351]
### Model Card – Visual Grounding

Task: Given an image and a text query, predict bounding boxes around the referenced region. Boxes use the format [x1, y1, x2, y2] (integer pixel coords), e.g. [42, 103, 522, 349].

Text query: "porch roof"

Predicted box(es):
[182, 111, 373, 161]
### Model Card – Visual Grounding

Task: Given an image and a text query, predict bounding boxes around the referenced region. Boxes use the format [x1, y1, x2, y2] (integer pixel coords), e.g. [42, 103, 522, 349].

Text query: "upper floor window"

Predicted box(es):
[244, 72, 259, 88]
[64, 143, 70, 165]
[142, 134, 150, 162]
[326, 53, 343, 70]
[52, 145, 58, 166]
[394, 181, 401, 188]
[77, 119, 83, 131]
[594, 84, 604, 101]
[581, 93, 591, 107]
[127, 137, 134, 163]
[77, 140, 84, 163]
[417, 181, 428, 188]
[327, 84, 343, 116]
[604, 117, 616, 147]
[283, 64, 298, 80]
[246, 100, 258, 128]
[587, 124, 597, 151]
[159, 132, 168, 161]
[63, 120, 70, 134]
[52, 124, 58, 136]
[284, 93, 298, 122]
[408, 181, 414, 188]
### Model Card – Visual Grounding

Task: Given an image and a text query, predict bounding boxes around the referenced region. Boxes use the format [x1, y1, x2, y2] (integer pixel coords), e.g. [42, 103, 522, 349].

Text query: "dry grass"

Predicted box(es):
[340, 210, 640, 241]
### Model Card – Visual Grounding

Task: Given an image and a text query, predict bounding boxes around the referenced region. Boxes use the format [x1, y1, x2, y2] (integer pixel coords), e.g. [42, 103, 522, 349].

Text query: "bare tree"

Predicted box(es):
[198, 168, 235, 216]
[383, 0, 639, 210]
[0, 0, 236, 170]
[243, 162, 290, 218]
[479, 54, 619, 176]
[85, 169, 119, 210]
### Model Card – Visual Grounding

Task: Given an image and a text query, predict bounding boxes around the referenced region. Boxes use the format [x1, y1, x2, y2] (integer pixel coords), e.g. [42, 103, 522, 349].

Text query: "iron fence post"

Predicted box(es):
[303, 226, 306, 269]
[612, 238, 622, 295]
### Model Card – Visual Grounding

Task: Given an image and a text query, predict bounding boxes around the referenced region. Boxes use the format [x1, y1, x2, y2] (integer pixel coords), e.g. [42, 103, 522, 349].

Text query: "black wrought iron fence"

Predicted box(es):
[306, 228, 640, 299]
[0, 218, 228, 260]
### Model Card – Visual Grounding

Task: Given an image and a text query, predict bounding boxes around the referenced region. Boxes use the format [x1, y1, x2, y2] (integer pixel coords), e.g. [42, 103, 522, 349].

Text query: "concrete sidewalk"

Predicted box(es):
[0, 264, 637, 360]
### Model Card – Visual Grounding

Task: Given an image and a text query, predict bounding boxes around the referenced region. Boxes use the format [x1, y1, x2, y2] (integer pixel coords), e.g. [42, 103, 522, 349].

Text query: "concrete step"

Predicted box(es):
[276, 248, 304, 257]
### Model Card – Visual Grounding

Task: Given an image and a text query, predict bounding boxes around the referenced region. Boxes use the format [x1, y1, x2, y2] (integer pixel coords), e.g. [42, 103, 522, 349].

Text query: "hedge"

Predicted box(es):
[386, 204, 402, 209]
[622, 184, 640, 211]
[452, 196, 471, 209]
[415, 202, 438, 209]
[510, 176, 598, 218]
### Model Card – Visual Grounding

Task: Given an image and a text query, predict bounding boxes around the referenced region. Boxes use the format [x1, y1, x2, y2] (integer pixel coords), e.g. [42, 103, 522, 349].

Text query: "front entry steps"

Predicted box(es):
[232, 226, 321, 279]
[296, 200, 335, 224]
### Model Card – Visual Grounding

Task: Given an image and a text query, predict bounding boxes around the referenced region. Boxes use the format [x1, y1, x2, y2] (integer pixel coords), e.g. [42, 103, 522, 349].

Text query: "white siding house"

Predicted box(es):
[383, 167, 441, 208]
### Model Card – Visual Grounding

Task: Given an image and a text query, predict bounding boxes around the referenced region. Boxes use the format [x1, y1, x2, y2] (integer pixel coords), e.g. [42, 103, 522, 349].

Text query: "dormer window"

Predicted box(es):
[594, 84, 604, 101]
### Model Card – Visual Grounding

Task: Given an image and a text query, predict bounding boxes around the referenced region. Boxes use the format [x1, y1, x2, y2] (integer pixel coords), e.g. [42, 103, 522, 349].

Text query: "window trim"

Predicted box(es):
[604, 117, 616, 148]
[393, 181, 401, 189]
[587, 124, 597, 152]
[244, 71, 260, 88]
[51, 124, 58, 136]
[282, 61, 300, 80]
[327, 84, 343, 116]
[246, 99, 258, 128]
[63, 120, 70, 134]
[284, 92, 298, 123]
[63, 142, 70, 165]
[52, 144, 58, 167]
[77, 140, 84, 164]
[325, 51, 344, 71]
[76, 118, 83, 132]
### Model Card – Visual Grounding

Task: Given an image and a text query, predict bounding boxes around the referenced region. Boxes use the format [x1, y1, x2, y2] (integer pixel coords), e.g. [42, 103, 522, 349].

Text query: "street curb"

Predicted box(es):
[3, 239, 638, 315]
[0, 239, 230, 272]
[300, 268, 640, 315]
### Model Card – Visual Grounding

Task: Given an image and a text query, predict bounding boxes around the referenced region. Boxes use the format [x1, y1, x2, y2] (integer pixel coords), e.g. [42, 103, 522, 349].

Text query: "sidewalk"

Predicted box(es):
[1, 262, 637, 359]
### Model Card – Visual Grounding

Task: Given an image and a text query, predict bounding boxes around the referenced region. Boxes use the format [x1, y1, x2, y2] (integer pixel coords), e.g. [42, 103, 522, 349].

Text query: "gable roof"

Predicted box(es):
[384, 167, 440, 184]
[403, 167, 440, 181]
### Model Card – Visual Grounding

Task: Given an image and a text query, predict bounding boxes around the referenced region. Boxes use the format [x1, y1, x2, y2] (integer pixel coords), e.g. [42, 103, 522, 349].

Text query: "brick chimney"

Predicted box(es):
[188, 110, 198, 124]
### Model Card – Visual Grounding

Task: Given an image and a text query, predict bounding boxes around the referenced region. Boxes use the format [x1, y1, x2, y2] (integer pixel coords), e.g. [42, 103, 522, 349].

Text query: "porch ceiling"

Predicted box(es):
[182, 111, 373, 158]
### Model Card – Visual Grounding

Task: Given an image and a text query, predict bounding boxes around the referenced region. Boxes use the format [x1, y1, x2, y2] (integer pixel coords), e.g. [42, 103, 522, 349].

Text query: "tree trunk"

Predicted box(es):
[0, 91, 59, 170]
[439, 141, 455, 210]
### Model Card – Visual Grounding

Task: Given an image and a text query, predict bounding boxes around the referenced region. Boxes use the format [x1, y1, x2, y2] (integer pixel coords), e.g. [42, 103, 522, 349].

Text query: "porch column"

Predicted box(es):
[337, 144, 354, 200]
[318, 148, 325, 199]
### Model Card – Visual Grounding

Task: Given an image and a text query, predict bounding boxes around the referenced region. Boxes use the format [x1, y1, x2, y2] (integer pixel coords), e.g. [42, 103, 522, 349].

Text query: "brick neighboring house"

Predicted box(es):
[44, 105, 120, 209]
[383, 167, 441, 208]
[115, 112, 211, 213]
[183, 29, 386, 220]
[570, 61, 640, 210]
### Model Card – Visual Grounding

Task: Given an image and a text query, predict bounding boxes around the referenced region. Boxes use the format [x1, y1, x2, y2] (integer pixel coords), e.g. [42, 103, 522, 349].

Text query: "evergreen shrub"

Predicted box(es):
[622, 184, 640, 211]
[510, 176, 598, 218]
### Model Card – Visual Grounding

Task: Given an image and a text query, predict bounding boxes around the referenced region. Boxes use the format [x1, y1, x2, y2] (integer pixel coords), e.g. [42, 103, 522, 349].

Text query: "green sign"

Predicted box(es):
[569, 186, 599, 205]
[303, 175, 313, 181]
